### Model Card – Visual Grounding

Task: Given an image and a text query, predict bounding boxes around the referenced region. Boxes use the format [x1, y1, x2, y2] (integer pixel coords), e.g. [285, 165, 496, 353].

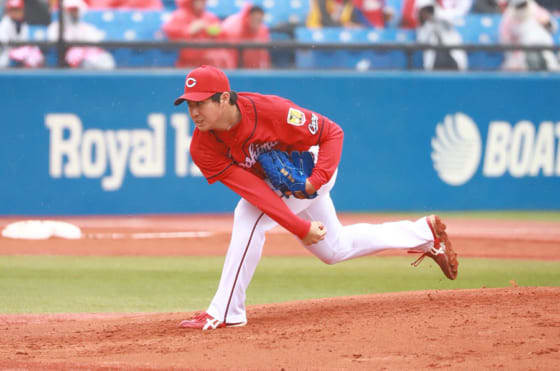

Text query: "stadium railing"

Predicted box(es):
[6, 39, 560, 70]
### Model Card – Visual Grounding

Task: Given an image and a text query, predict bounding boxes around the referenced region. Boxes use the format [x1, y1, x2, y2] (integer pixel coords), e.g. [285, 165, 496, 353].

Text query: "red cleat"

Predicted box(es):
[410, 215, 459, 280]
[179, 312, 247, 331]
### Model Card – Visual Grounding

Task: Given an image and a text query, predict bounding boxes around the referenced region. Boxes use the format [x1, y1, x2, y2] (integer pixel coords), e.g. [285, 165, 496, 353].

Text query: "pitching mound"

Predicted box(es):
[1, 287, 559, 369]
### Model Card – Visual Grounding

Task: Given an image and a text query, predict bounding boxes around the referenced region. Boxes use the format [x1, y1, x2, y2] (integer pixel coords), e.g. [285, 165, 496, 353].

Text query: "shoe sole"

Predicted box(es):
[225, 321, 247, 328]
[179, 320, 248, 330]
[428, 215, 459, 280]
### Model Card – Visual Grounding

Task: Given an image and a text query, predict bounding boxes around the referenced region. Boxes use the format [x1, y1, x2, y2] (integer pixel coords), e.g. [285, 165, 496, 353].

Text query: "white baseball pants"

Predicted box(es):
[206, 172, 435, 324]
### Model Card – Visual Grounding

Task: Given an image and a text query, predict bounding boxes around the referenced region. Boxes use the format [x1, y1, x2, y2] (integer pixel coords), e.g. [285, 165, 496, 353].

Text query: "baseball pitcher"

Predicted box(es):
[174, 65, 458, 330]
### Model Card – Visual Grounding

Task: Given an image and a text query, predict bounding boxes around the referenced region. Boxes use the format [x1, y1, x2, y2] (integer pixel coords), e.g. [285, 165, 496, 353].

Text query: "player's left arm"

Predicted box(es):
[278, 104, 344, 192]
[307, 117, 344, 192]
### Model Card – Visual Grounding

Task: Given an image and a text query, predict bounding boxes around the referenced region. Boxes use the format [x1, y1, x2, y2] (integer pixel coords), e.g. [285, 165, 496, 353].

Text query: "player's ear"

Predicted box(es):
[220, 92, 230, 105]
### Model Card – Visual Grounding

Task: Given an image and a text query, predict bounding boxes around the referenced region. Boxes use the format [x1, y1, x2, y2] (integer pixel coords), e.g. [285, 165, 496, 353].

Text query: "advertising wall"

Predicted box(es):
[1, 70, 558, 215]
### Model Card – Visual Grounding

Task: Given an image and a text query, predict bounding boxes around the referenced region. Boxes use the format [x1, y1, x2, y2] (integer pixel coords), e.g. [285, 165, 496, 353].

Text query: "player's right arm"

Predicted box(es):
[219, 166, 312, 239]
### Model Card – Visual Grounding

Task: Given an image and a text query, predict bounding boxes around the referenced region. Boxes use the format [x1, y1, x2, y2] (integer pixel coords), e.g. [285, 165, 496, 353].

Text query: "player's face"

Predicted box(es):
[248, 11, 264, 34]
[191, 0, 206, 15]
[7, 8, 24, 21]
[187, 98, 222, 131]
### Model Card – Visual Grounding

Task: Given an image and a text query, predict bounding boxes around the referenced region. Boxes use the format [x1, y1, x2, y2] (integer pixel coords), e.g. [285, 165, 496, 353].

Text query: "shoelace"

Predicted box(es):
[408, 243, 446, 267]
[409, 251, 428, 267]
[203, 317, 221, 330]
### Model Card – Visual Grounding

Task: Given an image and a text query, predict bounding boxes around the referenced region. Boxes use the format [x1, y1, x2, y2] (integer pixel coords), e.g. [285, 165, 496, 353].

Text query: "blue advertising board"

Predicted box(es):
[0, 70, 558, 215]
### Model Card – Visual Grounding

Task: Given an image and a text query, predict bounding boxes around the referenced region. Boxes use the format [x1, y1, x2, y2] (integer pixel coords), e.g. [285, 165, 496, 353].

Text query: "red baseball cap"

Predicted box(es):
[174, 65, 231, 105]
[6, 0, 24, 9]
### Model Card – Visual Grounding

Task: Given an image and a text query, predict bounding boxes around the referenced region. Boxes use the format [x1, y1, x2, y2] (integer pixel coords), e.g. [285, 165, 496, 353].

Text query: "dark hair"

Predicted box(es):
[418, 5, 434, 25]
[211, 91, 238, 105]
[249, 5, 264, 15]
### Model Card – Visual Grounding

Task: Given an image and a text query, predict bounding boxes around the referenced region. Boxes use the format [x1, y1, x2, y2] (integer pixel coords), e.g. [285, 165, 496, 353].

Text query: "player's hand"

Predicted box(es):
[294, 180, 317, 199]
[302, 221, 326, 246]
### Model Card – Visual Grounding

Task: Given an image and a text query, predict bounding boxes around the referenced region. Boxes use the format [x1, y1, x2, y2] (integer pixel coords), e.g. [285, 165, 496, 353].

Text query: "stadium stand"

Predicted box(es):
[295, 27, 416, 70]
[27, 0, 309, 67]
[24, 5, 560, 70]
[455, 14, 503, 70]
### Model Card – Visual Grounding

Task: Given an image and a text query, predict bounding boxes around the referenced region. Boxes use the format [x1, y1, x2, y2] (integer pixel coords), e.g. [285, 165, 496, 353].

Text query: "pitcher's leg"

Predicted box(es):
[206, 199, 267, 324]
[206, 191, 329, 323]
[299, 195, 433, 264]
[330, 218, 434, 262]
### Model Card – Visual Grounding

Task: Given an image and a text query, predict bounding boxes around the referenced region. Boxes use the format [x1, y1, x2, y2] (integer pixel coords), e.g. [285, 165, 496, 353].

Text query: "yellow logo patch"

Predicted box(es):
[287, 108, 306, 126]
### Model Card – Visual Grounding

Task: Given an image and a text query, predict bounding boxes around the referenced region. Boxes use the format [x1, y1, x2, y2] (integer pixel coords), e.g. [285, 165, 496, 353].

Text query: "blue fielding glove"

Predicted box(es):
[257, 150, 317, 199]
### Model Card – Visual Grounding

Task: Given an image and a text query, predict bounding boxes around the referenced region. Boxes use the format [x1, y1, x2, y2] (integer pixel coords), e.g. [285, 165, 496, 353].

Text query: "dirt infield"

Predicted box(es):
[1, 288, 559, 369]
[1, 214, 559, 259]
[1, 214, 559, 369]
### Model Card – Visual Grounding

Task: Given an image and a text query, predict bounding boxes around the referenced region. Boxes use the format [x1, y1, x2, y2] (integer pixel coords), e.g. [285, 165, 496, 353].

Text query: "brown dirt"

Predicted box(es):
[1, 214, 559, 369]
[1, 214, 559, 260]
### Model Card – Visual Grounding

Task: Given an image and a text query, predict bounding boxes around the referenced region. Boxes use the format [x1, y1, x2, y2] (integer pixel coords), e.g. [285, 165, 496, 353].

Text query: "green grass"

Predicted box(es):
[0, 256, 558, 314]
[361, 211, 560, 221]
[438, 211, 560, 221]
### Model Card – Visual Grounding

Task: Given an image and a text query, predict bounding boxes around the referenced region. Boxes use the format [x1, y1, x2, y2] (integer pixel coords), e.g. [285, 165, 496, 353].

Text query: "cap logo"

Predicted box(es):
[186, 77, 197, 88]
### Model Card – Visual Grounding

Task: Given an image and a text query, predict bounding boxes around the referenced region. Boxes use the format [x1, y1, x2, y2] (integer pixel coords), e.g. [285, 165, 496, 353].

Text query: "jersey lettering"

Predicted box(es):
[238, 141, 278, 169]
[309, 113, 319, 135]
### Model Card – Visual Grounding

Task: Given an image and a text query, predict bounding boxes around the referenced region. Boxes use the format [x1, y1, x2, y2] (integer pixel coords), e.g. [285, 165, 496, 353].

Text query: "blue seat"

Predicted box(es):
[294, 28, 344, 69]
[80, 10, 172, 67]
[256, 0, 309, 26]
[205, 0, 243, 19]
[295, 27, 414, 70]
[28, 24, 48, 41]
[456, 14, 503, 70]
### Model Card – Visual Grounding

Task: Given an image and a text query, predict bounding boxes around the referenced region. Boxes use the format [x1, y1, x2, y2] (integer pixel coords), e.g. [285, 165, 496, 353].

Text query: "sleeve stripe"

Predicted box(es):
[315, 116, 325, 146]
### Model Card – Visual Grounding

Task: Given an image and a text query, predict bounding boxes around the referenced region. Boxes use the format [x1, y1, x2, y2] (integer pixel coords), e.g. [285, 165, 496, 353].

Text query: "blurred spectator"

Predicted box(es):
[401, 0, 473, 28]
[535, 0, 560, 12]
[472, 0, 506, 13]
[85, 0, 163, 10]
[499, 0, 559, 71]
[307, 0, 362, 28]
[416, 0, 468, 70]
[0, 0, 44, 68]
[221, 4, 270, 69]
[400, 0, 417, 27]
[24, 0, 50, 24]
[162, 0, 231, 68]
[47, 0, 116, 69]
[352, 0, 395, 28]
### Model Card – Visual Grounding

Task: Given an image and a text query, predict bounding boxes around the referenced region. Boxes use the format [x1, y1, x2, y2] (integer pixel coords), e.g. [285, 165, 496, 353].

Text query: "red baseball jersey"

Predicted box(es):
[190, 92, 344, 238]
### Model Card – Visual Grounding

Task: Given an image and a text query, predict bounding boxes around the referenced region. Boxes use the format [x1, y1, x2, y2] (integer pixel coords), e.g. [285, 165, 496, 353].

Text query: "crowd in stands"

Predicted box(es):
[0, 0, 559, 71]
[47, 0, 116, 68]
[162, 0, 269, 68]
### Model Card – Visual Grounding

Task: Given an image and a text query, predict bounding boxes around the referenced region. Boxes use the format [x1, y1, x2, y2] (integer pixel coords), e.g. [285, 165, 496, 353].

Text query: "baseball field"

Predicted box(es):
[1, 212, 559, 369]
